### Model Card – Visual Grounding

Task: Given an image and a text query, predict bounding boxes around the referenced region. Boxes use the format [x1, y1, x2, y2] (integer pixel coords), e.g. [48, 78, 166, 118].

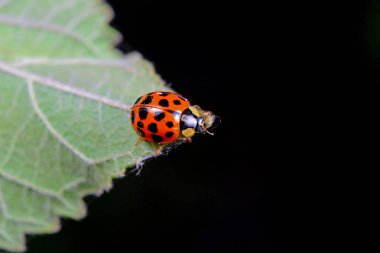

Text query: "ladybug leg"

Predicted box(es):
[132, 153, 155, 176]
[183, 137, 192, 143]
[135, 138, 142, 146]
[154, 144, 165, 156]
[130, 145, 166, 176]
[130, 139, 188, 176]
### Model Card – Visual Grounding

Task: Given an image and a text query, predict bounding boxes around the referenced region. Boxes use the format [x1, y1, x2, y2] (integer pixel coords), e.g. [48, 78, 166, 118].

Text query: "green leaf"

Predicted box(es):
[0, 0, 166, 251]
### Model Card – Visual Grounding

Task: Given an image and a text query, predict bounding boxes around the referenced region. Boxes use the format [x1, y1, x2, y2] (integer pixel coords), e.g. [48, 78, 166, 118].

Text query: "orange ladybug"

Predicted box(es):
[130, 91, 219, 153]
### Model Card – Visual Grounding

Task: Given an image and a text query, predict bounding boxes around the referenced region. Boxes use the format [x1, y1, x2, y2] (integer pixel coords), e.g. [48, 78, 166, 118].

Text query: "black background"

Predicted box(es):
[25, 1, 377, 253]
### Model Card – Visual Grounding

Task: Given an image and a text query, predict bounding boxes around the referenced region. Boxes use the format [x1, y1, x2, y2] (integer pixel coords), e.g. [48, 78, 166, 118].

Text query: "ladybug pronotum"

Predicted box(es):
[130, 91, 220, 153]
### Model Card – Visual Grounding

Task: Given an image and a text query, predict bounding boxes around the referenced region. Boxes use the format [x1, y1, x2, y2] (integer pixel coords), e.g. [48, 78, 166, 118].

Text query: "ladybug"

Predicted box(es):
[130, 91, 220, 153]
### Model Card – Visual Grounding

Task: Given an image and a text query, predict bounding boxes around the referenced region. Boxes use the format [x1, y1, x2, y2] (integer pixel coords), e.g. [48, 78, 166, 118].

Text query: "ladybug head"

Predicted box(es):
[181, 106, 220, 138]
[193, 106, 221, 136]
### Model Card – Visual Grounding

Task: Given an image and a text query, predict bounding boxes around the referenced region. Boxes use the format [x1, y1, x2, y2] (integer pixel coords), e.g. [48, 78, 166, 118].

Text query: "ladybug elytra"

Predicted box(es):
[130, 91, 219, 152]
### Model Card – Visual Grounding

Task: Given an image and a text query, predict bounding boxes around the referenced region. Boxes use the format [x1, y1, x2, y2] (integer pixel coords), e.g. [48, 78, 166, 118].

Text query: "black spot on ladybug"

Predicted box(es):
[138, 108, 148, 119]
[178, 95, 187, 101]
[159, 99, 169, 107]
[173, 100, 181, 105]
[148, 123, 158, 133]
[159, 92, 169, 96]
[137, 128, 145, 137]
[131, 111, 135, 124]
[141, 95, 153, 105]
[166, 121, 174, 128]
[151, 134, 163, 143]
[165, 132, 174, 138]
[134, 96, 142, 105]
[154, 111, 165, 121]
[137, 121, 144, 128]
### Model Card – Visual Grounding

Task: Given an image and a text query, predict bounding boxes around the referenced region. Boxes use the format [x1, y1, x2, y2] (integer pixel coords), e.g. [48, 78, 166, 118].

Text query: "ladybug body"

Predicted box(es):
[130, 91, 218, 146]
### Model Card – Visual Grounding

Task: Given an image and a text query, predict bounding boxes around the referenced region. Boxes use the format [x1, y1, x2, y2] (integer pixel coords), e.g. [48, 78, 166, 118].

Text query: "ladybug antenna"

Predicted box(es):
[208, 116, 221, 131]
[205, 129, 214, 136]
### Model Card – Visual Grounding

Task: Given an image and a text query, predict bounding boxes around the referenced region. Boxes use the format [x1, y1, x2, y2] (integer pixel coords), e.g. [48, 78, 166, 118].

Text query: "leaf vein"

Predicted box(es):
[0, 228, 19, 248]
[0, 60, 131, 110]
[12, 55, 142, 74]
[0, 0, 10, 8]
[27, 80, 94, 164]
[0, 171, 60, 200]
[0, 15, 100, 55]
